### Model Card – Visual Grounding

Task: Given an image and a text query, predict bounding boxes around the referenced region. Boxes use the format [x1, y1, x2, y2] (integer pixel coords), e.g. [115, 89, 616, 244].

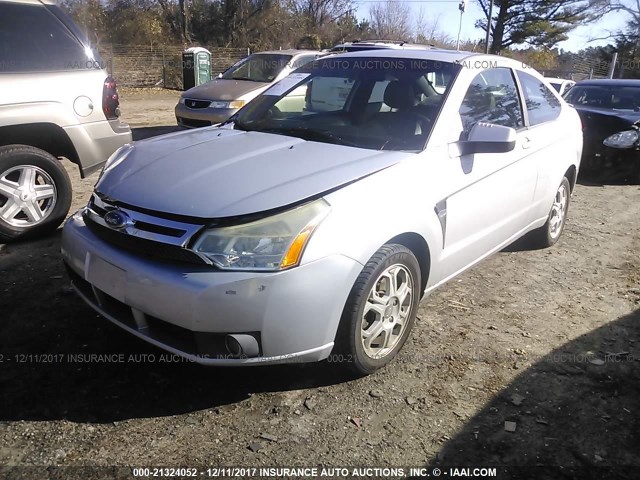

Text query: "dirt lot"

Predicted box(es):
[1, 89, 639, 480]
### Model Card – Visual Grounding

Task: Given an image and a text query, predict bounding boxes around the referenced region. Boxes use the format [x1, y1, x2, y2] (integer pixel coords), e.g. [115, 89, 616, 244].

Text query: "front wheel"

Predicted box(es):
[335, 244, 421, 375]
[528, 176, 571, 249]
[0, 145, 72, 242]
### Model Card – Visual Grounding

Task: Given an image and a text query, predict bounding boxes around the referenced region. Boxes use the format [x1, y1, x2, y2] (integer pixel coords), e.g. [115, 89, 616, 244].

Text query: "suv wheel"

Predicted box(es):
[0, 145, 72, 241]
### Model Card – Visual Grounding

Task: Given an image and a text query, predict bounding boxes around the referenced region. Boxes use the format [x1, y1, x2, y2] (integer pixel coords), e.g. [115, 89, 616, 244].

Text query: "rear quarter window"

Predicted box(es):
[516, 71, 562, 126]
[0, 3, 94, 73]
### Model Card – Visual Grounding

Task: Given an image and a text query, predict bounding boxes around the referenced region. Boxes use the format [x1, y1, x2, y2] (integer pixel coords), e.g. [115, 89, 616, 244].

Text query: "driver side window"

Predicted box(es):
[459, 68, 524, 134]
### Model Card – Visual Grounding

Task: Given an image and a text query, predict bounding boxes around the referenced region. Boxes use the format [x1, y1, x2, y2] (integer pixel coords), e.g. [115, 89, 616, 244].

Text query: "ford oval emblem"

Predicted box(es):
[104, 209, 131, 230]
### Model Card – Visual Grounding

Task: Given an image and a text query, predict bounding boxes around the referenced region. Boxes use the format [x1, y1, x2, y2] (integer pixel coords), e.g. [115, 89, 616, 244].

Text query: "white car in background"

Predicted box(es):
[546, 78, 576, 96]
[63, 50, 582, 375]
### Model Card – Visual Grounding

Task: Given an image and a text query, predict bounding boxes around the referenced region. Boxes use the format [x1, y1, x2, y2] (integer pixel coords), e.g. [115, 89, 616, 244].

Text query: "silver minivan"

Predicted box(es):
[175, 50, 320, 128]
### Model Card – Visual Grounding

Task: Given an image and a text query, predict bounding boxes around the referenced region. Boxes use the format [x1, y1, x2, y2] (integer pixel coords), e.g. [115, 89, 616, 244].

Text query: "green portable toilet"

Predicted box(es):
[182, 47, 211, 90]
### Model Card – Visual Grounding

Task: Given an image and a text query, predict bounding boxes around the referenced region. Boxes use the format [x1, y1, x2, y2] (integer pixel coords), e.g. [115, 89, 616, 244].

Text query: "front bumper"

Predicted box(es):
[61, 212, 363, 365]
[175, 103, 238, 128]
[581, 140, 639, 179]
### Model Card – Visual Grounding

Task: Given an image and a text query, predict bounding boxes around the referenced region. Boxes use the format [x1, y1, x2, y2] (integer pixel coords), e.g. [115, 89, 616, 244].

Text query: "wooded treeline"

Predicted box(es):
[62, 0, 640, 78]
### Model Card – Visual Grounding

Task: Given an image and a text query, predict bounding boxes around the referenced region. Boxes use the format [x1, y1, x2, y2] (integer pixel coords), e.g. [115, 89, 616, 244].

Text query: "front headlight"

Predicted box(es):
[210, 100, 246, 109]
[603, 130, 639, 149]
[192, 199, 330, 271]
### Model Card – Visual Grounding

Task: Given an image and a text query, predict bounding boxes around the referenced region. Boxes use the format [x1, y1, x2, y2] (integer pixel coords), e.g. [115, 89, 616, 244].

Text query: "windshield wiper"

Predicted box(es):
[228, 76, 260, 82]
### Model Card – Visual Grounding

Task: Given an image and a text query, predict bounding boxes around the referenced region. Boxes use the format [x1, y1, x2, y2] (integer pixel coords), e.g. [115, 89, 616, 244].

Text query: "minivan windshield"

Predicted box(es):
[221, 54, 293, 83]
[231, 57, 460, 152]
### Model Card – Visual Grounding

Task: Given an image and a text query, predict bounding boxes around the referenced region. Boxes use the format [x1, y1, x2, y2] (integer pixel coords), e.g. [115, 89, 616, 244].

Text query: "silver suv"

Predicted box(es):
[0, 0, 132, 241]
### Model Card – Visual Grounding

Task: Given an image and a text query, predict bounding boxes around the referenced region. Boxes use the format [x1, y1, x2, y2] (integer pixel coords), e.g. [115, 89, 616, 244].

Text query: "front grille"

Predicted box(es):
[184, 98, 211, 109]
[88, 198, 186, 238]
[64, 263, 262, 359]
[178, 117, 211, 128]
[84, 212, 207, 266]
[133, 220, 186, 238]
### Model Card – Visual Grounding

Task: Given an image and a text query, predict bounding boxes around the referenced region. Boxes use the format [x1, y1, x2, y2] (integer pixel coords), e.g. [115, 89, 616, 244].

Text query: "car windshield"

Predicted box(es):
[565, 85, 640, 111]
[230, 57, 460, 152]
[221, 54, 293, 83]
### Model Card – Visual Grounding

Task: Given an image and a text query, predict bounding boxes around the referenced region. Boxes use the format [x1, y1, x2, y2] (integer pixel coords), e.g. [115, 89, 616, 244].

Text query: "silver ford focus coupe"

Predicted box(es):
[62, 50, 583, 374]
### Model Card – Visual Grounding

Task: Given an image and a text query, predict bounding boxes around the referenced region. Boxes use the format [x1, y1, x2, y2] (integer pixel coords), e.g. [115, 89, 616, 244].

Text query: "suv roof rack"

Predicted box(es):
[353, 40, 409, 45]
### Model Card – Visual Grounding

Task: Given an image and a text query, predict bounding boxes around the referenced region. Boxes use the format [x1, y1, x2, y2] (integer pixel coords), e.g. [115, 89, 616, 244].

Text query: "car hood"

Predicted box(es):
[573, 105, 640, 130]
[181, 79, 269, 101]
[96, 127, 406, 219]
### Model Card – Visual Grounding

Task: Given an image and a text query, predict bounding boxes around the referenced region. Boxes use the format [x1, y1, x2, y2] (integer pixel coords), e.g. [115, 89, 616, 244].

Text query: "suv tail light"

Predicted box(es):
[103, 76, 120, 119]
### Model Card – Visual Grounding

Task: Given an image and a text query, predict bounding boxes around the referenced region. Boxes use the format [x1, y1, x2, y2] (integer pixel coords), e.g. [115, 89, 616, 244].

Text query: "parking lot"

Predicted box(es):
[1, 88, 639, 476]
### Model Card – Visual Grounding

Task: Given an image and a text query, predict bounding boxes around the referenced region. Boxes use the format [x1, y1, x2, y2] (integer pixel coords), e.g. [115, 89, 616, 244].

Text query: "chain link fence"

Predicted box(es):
[537, 54, 612, 81]
[94, 45, 621, 88]
[96, 44, 249, 90]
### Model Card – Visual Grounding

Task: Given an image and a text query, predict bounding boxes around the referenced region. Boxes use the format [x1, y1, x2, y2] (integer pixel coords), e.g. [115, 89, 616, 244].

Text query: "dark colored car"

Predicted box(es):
[564, 79, 640, 182]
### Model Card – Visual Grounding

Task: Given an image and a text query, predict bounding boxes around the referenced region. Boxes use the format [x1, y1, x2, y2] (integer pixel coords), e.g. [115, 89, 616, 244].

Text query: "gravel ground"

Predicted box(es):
[0, 89, 639, 480]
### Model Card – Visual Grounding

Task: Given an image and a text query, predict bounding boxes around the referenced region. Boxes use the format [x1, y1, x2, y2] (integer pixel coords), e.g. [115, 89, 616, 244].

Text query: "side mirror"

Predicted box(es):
[456, 122, 517, 156]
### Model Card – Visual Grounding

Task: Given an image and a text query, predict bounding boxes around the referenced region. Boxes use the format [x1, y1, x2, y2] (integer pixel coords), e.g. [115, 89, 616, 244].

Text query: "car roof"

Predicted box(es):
[253, 49, 320, 56]
[323, 47, 521, 68]
[330, 40, 434, 50]
[575, 79, 640, 87]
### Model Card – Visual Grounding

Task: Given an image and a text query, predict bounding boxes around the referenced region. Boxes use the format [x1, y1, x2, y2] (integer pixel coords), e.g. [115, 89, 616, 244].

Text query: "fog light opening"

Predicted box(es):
[224, 334, 260, 358]
[225, 335, 243, 357]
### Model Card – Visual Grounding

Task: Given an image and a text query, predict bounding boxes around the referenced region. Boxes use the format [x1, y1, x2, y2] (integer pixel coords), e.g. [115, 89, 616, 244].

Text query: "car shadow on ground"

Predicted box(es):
[0, 234, 356, 424]
[420, 308, 640, 479]
[577, 173, 639, 187]
[132, 125, 182, 141]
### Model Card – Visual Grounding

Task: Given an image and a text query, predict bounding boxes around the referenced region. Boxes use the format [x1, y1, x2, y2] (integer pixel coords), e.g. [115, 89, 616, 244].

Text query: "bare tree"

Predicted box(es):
[415, 9, 453, 46]
[369, 0, 412, 41]
[292, 0, 355, 31]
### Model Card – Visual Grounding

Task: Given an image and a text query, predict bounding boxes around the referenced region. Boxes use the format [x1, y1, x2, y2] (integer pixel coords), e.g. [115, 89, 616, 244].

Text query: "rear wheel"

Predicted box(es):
[336, 244, 421, 375]
[0, 145, 72, 241]
[528, 177, 571, 249]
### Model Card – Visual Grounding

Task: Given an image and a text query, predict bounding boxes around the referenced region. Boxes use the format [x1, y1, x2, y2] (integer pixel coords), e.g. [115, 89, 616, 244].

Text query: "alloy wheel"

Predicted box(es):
[548, 182, 568, 239]
[0, 165, 57, 227]
[360, 263, 414, 359]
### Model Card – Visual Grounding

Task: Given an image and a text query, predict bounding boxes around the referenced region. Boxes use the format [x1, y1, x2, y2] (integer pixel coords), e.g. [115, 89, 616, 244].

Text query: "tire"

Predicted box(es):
[528, 177, 571, 249]
[335, 244, 421, 375]
[0, 145, 72, 241]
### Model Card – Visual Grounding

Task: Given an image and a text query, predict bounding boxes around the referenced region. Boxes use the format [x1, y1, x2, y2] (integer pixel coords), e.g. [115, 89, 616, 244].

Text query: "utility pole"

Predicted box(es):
[484, 0, 494, 54]
[607, 52, 618, 79]
[457, 0, 466, 51]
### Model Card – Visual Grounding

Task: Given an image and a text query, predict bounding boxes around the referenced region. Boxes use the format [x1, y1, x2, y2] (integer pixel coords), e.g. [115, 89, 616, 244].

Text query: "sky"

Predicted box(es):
[354, 0, 630, 53]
